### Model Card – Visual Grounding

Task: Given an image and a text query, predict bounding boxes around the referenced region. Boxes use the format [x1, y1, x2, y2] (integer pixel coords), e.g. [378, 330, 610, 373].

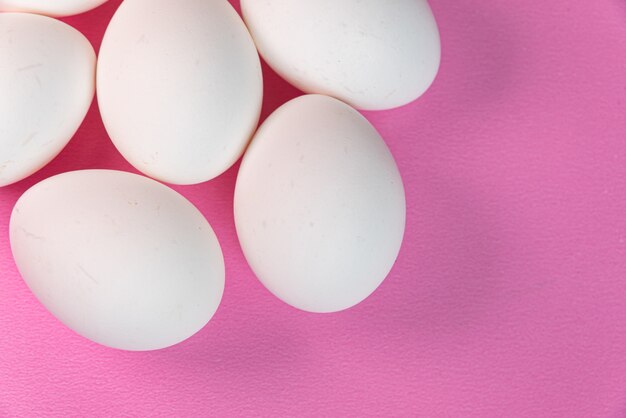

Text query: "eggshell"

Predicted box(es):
[10, 170, 225, 351]
[97, 0, 263, 185]
[0, 13, 95, 187]
[241, 0, 440, 110]
[234, 95, 406, 313]
[0, 0, 108, 17]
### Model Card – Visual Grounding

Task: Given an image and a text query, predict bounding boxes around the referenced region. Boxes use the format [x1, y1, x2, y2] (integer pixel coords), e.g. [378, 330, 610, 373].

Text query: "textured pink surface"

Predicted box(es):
[1, 0, 626, 416]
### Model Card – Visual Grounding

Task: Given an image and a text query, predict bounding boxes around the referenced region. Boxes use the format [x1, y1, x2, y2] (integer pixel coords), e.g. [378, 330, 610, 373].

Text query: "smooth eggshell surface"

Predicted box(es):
[0, 0, 108, 17]
[241, 0, 440, 110]
[0, 13, 95, 187]
[10, 170, 225, 351]
[234, 95, 406, 313]
[97, 0, 263, 185]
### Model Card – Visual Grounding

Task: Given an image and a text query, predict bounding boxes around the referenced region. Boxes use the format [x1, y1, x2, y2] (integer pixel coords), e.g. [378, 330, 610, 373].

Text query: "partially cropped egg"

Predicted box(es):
[10, 170, 225, 351]
[0, 0, 108, 17]
[0, 13, 95, 187]
[97, 0, 263, 185]
[241, 0, 440, 110]
[234, 95, 406, 313]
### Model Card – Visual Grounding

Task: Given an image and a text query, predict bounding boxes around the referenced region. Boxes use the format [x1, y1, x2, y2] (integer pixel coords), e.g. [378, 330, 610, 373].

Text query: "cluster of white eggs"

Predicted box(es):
[0, 0, 440, 350]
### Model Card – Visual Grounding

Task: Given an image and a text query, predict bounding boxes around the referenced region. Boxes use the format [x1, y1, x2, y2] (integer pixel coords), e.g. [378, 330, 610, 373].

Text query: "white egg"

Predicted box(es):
[0, 13, 95, 187]
[234, 95, 406, 313]
[97, 0, 263, 185]
[10, 170, 225, 351]
[241, 0, 440, 111]
[0, 0, 107, 17]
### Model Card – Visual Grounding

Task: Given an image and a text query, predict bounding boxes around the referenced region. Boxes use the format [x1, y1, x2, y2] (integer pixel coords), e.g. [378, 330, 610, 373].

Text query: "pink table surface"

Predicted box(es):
[2, 1, 626, 416]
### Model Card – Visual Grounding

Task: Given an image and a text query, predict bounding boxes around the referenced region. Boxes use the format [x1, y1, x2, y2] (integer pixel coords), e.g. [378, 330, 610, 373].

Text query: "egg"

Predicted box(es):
[0, 13, 95, 187]
[10, 170, 225, 351]
[234, 95, 406, 313]
[0, 0, 108, 17]
[241, 0, 440, 111]
[97, 0, 263, 185]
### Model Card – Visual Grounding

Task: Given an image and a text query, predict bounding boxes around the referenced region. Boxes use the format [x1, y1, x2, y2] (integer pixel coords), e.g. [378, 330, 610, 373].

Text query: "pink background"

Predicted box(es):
[1, 0, 626, 416]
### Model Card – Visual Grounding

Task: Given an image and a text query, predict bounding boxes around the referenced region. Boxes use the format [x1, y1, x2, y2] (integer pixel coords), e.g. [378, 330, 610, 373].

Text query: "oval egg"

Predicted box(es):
[10, 170, 225, 351]
[0, 0, 108, 17]
[234, 95, 406, 313]
[241, 0, 440, 110]
[0, 13, 95, 187]
[97, 0, 263, 185]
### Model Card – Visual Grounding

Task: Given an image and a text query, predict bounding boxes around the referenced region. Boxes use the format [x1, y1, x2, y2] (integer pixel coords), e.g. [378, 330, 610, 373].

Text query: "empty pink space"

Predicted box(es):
[1, 0, 625, 416]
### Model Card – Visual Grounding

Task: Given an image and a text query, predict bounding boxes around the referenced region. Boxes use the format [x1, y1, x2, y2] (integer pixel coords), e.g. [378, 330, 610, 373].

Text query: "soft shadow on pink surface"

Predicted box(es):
[2, 0, 626, 416]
